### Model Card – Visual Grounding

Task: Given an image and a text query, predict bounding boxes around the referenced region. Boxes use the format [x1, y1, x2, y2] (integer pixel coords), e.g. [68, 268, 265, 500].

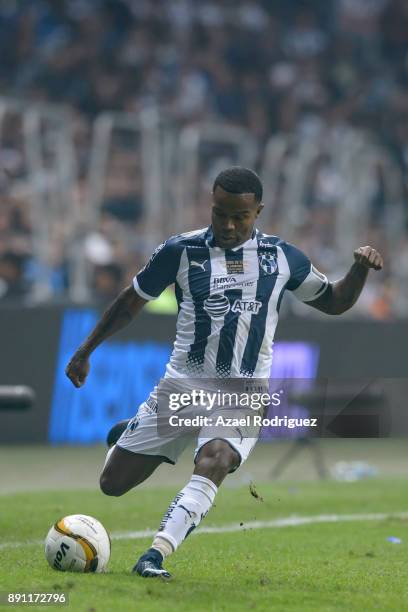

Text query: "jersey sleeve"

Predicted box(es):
[283, 242, 329, 303]
[133, 238, 182, 300]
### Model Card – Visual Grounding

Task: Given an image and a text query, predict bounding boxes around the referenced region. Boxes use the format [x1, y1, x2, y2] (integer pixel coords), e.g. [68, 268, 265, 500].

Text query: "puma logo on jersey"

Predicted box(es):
[190, 260, 208, 271]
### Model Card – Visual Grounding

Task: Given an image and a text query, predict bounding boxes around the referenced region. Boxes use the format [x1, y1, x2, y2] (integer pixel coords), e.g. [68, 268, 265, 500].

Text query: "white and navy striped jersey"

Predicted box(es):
[133, 227, 328, 379]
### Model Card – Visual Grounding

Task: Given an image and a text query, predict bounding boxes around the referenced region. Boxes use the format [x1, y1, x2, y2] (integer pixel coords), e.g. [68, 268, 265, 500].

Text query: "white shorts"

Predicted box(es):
[116, 397, 261, 472]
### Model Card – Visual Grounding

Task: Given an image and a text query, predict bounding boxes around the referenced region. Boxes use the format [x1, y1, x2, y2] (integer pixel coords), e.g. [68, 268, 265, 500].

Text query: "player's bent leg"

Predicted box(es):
[134, 440, 239, 578]
[99, 445, 163, 497]
[193, 438, 240, 486]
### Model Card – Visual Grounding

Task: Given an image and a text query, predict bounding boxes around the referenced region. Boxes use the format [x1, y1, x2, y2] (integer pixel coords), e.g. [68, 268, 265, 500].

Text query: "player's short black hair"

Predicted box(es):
[213, 167, 263, 202]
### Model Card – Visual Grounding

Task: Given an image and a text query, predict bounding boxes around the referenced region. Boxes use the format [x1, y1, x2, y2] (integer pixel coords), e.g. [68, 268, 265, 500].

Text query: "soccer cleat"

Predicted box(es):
[133, 548, 171, 579]
[106, 419, 130, 447]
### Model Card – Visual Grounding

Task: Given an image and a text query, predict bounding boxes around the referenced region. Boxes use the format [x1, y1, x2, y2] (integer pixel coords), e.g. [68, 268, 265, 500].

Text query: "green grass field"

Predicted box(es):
[1, 477, 408, 612]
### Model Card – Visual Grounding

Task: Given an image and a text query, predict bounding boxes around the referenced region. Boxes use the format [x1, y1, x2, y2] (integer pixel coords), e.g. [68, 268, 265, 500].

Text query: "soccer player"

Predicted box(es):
[65, 167, 383, 578]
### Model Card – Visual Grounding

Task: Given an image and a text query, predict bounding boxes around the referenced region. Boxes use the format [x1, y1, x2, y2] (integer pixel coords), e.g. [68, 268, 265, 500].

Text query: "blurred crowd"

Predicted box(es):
[0, 0, 407, 317]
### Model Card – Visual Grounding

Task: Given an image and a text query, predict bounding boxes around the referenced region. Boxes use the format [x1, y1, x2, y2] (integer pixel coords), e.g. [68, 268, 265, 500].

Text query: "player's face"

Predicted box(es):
[211, 186, 263, 249]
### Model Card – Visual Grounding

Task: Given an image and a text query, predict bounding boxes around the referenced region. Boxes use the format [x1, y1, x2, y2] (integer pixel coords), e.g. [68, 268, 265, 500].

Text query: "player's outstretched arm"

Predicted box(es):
[65, 285, 147, 387]
[308, 246, 383, 315]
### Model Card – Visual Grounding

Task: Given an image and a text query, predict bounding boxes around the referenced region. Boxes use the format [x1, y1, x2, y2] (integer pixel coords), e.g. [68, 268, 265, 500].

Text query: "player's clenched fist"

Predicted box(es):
[65, 351, 90, 388]
[353, 246, 383, 271]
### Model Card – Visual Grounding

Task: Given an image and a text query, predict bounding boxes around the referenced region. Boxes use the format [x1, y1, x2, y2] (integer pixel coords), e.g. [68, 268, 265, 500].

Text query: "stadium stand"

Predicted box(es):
[0, 0, 407, 317]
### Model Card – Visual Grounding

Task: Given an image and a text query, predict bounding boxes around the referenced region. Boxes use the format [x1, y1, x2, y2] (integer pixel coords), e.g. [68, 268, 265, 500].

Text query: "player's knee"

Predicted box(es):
[196, 440, 240, 476]
[99, 472, 125, 497]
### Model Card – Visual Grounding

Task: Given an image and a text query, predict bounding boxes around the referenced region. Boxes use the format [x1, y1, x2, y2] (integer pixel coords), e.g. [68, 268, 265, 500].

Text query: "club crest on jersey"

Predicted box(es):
[258, 252, 278, 275]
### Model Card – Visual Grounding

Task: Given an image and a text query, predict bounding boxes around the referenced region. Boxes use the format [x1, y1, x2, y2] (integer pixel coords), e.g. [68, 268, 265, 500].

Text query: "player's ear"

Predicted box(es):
[256, 202, 264, 216]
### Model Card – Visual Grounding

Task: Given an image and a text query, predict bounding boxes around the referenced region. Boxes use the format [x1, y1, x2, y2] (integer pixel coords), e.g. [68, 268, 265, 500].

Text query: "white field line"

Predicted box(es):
[1, 511, 408, 551]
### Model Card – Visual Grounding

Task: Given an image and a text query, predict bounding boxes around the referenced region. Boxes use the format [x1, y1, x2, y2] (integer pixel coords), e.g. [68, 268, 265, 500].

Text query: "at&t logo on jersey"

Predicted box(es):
[231, 299, 262, 314]
[204, 295, 262, 319]
[258, 252, 278, 275]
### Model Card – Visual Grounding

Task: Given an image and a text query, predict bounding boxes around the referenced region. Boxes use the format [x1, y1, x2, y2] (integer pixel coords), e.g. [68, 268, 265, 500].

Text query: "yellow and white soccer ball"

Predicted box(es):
[45, 514, 111, 573]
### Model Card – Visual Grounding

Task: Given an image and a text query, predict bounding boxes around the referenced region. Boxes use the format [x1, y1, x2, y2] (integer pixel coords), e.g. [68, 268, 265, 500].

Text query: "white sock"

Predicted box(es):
[152, 475, 218, 556]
